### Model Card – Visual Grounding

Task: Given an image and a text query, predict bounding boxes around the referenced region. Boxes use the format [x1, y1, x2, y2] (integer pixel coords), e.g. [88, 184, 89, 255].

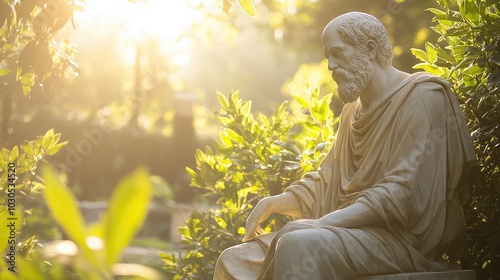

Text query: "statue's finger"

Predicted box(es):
[242, 230, 256, 242]
[257, 226, 266, 235]
[242, 220, 257, 242]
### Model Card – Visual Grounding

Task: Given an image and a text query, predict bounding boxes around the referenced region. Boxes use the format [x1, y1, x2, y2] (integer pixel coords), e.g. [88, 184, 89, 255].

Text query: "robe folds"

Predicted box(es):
[213, 72, 476, 280]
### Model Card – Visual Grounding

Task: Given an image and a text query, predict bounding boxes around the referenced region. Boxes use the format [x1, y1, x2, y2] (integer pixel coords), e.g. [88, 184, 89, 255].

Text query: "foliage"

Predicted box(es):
[0, 129, 65, 274]
[220, 0, 439, 72]
[160, 89, 338, 279]
[0, 129, 67, 207]
[0, 129, 67, 255]
[411, 0, 500, 278]
[0, 0, 83, 143]
[0, 166, 159, 279]
[281, 59, 344, 115]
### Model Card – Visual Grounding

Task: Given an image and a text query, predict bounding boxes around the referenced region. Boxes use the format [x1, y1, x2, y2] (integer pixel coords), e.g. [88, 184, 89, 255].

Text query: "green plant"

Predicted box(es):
[0, 0, 83, 144]
[411, 0, 500, 278]
[0, 129, 67, 260]
[0, 166, 159, 279]
[0, 129, 67, 205]
[160, 89, 338, 279]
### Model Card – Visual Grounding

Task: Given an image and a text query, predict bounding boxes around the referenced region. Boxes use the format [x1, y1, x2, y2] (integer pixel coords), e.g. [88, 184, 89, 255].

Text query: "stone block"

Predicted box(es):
[355, 270, 476, 280]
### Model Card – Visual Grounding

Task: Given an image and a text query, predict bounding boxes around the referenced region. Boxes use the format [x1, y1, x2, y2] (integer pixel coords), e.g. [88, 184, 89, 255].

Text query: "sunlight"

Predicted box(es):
[76, 0, 204, 41]
[73, 0, 215, 65]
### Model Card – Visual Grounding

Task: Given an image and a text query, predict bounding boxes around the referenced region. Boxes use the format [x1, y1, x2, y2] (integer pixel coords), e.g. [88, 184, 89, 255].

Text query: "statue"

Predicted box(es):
[214, 12, 476, 280]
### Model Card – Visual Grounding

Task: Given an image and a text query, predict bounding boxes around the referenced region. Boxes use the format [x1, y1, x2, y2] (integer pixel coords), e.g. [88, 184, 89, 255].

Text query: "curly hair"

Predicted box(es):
[336, 12, 393, 69]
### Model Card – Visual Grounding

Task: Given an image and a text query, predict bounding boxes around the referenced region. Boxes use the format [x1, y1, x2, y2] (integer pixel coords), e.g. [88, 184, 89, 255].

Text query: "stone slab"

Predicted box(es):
[355, 270, 476, 280]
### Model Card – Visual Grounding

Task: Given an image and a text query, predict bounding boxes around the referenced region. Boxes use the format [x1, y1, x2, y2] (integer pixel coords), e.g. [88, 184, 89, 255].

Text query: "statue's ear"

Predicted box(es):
[366, 40, 377, 60]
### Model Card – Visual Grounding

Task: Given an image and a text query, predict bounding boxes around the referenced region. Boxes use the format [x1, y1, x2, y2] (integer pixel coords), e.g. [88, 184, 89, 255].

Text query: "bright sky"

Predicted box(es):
[73, 0, 218, 65]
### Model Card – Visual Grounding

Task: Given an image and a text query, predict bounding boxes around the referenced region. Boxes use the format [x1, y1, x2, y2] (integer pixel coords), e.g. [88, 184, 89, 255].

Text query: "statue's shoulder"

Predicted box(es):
[401, 73, 449, 102]
[406, 72, 451, 93]
[393, 73, 450, 120]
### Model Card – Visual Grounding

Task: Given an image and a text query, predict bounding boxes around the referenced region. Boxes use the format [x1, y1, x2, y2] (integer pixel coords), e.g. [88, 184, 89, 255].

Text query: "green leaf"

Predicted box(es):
[436, 46, 455, 64]
[436, 0, 450, 8]
[9, 146, 19, 162]
[186, 166, 197, 178]
[0, 66, 10, 77]
[426, 8, 445, 16]
[178, 226, 192, 240]
[19, 72, 35, 96]
[258, 114, 271, 127]
[21, 143, 35, 157]
[42, 135, 53, 152]
[237, 0, 256, 16]
[42, 166, 88, 253]
[215, 216, 227, 229]
[44, 128, 55, 138]
[104, 168, 152, 266]
[458, 0, 481, 26]
[224, 128, 245, 144]
[220, 131, 233, 147]
[240, 100, 252, 119]
[457, 0, 466, 17]
[159, 251, 175, 265]
[412, 62, 442, 75]
[17, 257, 46, 280]
[463, 64, 483, 75]
[46, 141, 68, 156]
[0, 271, 16, 280]
[230, 90, 241, 110]
[410, 48, 430, 63]
[425, 42, 437, 64]
[292, 94, 309, 108]
[237, 227, 246, 235]
[216, 91, 230, 110]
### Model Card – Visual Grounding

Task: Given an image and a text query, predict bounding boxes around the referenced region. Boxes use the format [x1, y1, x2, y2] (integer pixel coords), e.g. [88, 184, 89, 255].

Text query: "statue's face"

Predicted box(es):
[322, 24, 373, 103]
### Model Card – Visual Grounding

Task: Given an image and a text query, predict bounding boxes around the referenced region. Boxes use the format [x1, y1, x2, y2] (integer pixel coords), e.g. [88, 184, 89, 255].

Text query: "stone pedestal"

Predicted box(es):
[355, 270, 476, 280]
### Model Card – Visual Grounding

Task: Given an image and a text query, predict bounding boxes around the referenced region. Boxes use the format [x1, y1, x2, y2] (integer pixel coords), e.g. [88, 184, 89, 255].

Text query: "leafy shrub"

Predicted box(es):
[0, 129, 67, 258]
[1, 166, 159, 279]
[411, 0, 500, 278]
[160, 89, 338, 279]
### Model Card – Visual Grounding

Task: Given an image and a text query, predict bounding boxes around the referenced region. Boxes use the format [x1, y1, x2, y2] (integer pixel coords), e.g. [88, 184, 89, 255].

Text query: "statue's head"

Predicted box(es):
[322, 12, 393, 103]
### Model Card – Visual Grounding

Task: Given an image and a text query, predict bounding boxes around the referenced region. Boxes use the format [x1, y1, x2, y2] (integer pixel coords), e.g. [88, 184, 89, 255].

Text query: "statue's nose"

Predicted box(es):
[328, 58, 338, 71]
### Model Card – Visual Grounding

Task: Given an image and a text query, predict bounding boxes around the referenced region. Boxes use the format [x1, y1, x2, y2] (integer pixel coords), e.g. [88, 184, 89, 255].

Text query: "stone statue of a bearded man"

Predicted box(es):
[214, 11, 476, 280]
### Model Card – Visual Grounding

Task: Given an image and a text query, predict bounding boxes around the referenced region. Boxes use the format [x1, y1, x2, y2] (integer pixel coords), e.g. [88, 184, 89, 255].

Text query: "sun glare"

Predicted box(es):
[77, 0, 202, 40]
[73, 0, 216, 65]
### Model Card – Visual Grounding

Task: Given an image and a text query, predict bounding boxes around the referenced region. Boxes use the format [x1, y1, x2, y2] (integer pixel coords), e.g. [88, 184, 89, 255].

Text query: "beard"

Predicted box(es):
[333, 49, 373, 103]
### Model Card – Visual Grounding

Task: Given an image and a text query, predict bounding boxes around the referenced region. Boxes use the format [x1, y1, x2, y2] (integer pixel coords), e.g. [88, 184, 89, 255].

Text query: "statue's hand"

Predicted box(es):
[242, 197, 274, 242]
[242, 192, 302, 242]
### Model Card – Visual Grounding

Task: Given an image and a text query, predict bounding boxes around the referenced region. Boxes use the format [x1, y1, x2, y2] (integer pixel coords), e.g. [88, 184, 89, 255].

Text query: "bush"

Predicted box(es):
[0, 129, 67, 259]
[160, 90, 338, 279]
[1, 166, 159, 279]
[411, 0, 500, 278]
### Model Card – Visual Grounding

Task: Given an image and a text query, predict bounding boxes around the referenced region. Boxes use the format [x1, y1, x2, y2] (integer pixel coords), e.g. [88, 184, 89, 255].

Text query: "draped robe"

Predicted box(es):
[214, 73, 476, 280]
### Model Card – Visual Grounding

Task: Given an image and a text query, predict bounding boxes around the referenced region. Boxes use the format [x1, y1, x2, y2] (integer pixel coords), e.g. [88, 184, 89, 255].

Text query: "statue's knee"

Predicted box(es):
[276, 229, 323, 255]
[217, 246, 235, 265]
[214, 246, 236, 278]
[276, 229, 343, 264]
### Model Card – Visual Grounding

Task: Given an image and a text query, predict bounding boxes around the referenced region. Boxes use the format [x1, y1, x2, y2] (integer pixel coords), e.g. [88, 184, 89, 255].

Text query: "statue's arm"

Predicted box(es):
[242, 192, 302, 242]
[318, 202, 381, 228]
